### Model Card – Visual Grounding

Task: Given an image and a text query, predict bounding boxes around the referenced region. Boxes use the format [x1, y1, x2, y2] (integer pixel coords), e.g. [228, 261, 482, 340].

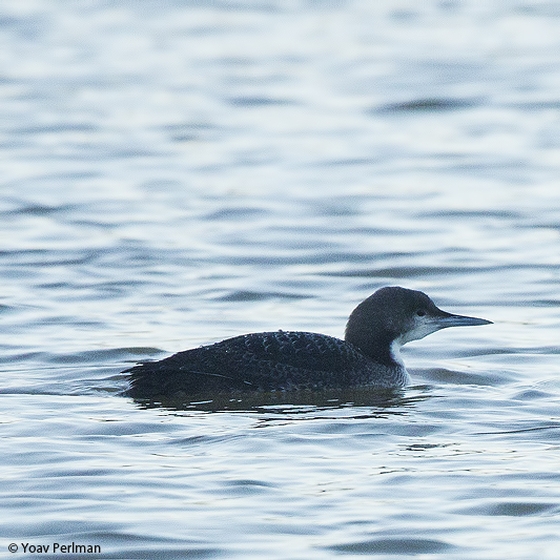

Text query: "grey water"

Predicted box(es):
[1, 0, 560, 558]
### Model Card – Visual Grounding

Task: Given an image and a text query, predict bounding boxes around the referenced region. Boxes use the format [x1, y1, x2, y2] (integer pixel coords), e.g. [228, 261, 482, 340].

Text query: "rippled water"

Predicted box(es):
[1, 1, 560, 558]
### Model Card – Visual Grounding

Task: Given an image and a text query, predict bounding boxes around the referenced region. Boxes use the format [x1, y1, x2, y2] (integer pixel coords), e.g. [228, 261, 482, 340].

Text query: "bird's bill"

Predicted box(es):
[435, 312, 492, 329]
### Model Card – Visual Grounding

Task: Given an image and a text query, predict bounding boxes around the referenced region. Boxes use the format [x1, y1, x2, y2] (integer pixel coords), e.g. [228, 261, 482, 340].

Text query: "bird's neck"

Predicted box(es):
[345, 328, 402, 369]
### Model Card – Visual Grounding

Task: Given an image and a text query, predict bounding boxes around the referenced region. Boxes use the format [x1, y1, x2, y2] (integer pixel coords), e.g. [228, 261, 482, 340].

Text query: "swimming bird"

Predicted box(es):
[125, 286, 491, 400]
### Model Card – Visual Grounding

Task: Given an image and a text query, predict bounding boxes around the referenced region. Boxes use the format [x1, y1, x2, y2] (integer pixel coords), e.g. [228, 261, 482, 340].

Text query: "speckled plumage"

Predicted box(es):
[126, 330, 405, 399]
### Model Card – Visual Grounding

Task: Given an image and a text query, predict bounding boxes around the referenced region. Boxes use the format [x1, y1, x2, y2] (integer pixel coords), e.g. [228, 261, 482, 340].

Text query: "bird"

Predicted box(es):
[124, 286, 491, 400]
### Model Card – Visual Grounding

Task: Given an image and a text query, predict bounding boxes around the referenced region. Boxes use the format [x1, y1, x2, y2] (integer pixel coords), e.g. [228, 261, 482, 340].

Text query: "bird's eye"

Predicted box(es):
[416, 309, 426, 317]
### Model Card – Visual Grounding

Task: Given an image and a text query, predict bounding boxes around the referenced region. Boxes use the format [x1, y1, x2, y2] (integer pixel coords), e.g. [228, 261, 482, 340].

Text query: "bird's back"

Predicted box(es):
[126, 330, 385, 399]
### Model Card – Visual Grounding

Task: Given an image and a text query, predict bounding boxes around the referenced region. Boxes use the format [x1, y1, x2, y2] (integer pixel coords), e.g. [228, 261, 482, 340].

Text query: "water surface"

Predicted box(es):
[1, 1, 560, 558]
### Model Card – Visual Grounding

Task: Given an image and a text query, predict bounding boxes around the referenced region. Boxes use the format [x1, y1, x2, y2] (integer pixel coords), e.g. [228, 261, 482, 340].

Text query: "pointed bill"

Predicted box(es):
[435, 312, 492, 329]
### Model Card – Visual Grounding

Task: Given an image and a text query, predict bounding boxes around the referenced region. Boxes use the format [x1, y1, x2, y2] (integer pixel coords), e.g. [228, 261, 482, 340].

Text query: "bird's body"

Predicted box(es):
[125, 287, 491, 400]
[126, 330, 406, 398]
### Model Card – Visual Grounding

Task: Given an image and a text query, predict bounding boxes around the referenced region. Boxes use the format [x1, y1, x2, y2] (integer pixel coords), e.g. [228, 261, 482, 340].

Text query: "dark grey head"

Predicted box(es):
[345, 286, 491, 363]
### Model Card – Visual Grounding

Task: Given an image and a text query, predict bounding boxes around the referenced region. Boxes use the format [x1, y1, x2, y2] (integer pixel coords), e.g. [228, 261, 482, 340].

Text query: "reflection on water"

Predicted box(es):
[131, 385, 427, 413]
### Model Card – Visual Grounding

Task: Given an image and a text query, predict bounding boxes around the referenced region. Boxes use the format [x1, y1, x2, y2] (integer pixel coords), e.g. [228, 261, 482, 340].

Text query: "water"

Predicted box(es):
[1, 0, 560, 558]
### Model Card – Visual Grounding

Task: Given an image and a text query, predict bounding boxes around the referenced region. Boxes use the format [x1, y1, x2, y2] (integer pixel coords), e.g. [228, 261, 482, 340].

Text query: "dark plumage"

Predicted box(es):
[125, 286, 491, 400]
